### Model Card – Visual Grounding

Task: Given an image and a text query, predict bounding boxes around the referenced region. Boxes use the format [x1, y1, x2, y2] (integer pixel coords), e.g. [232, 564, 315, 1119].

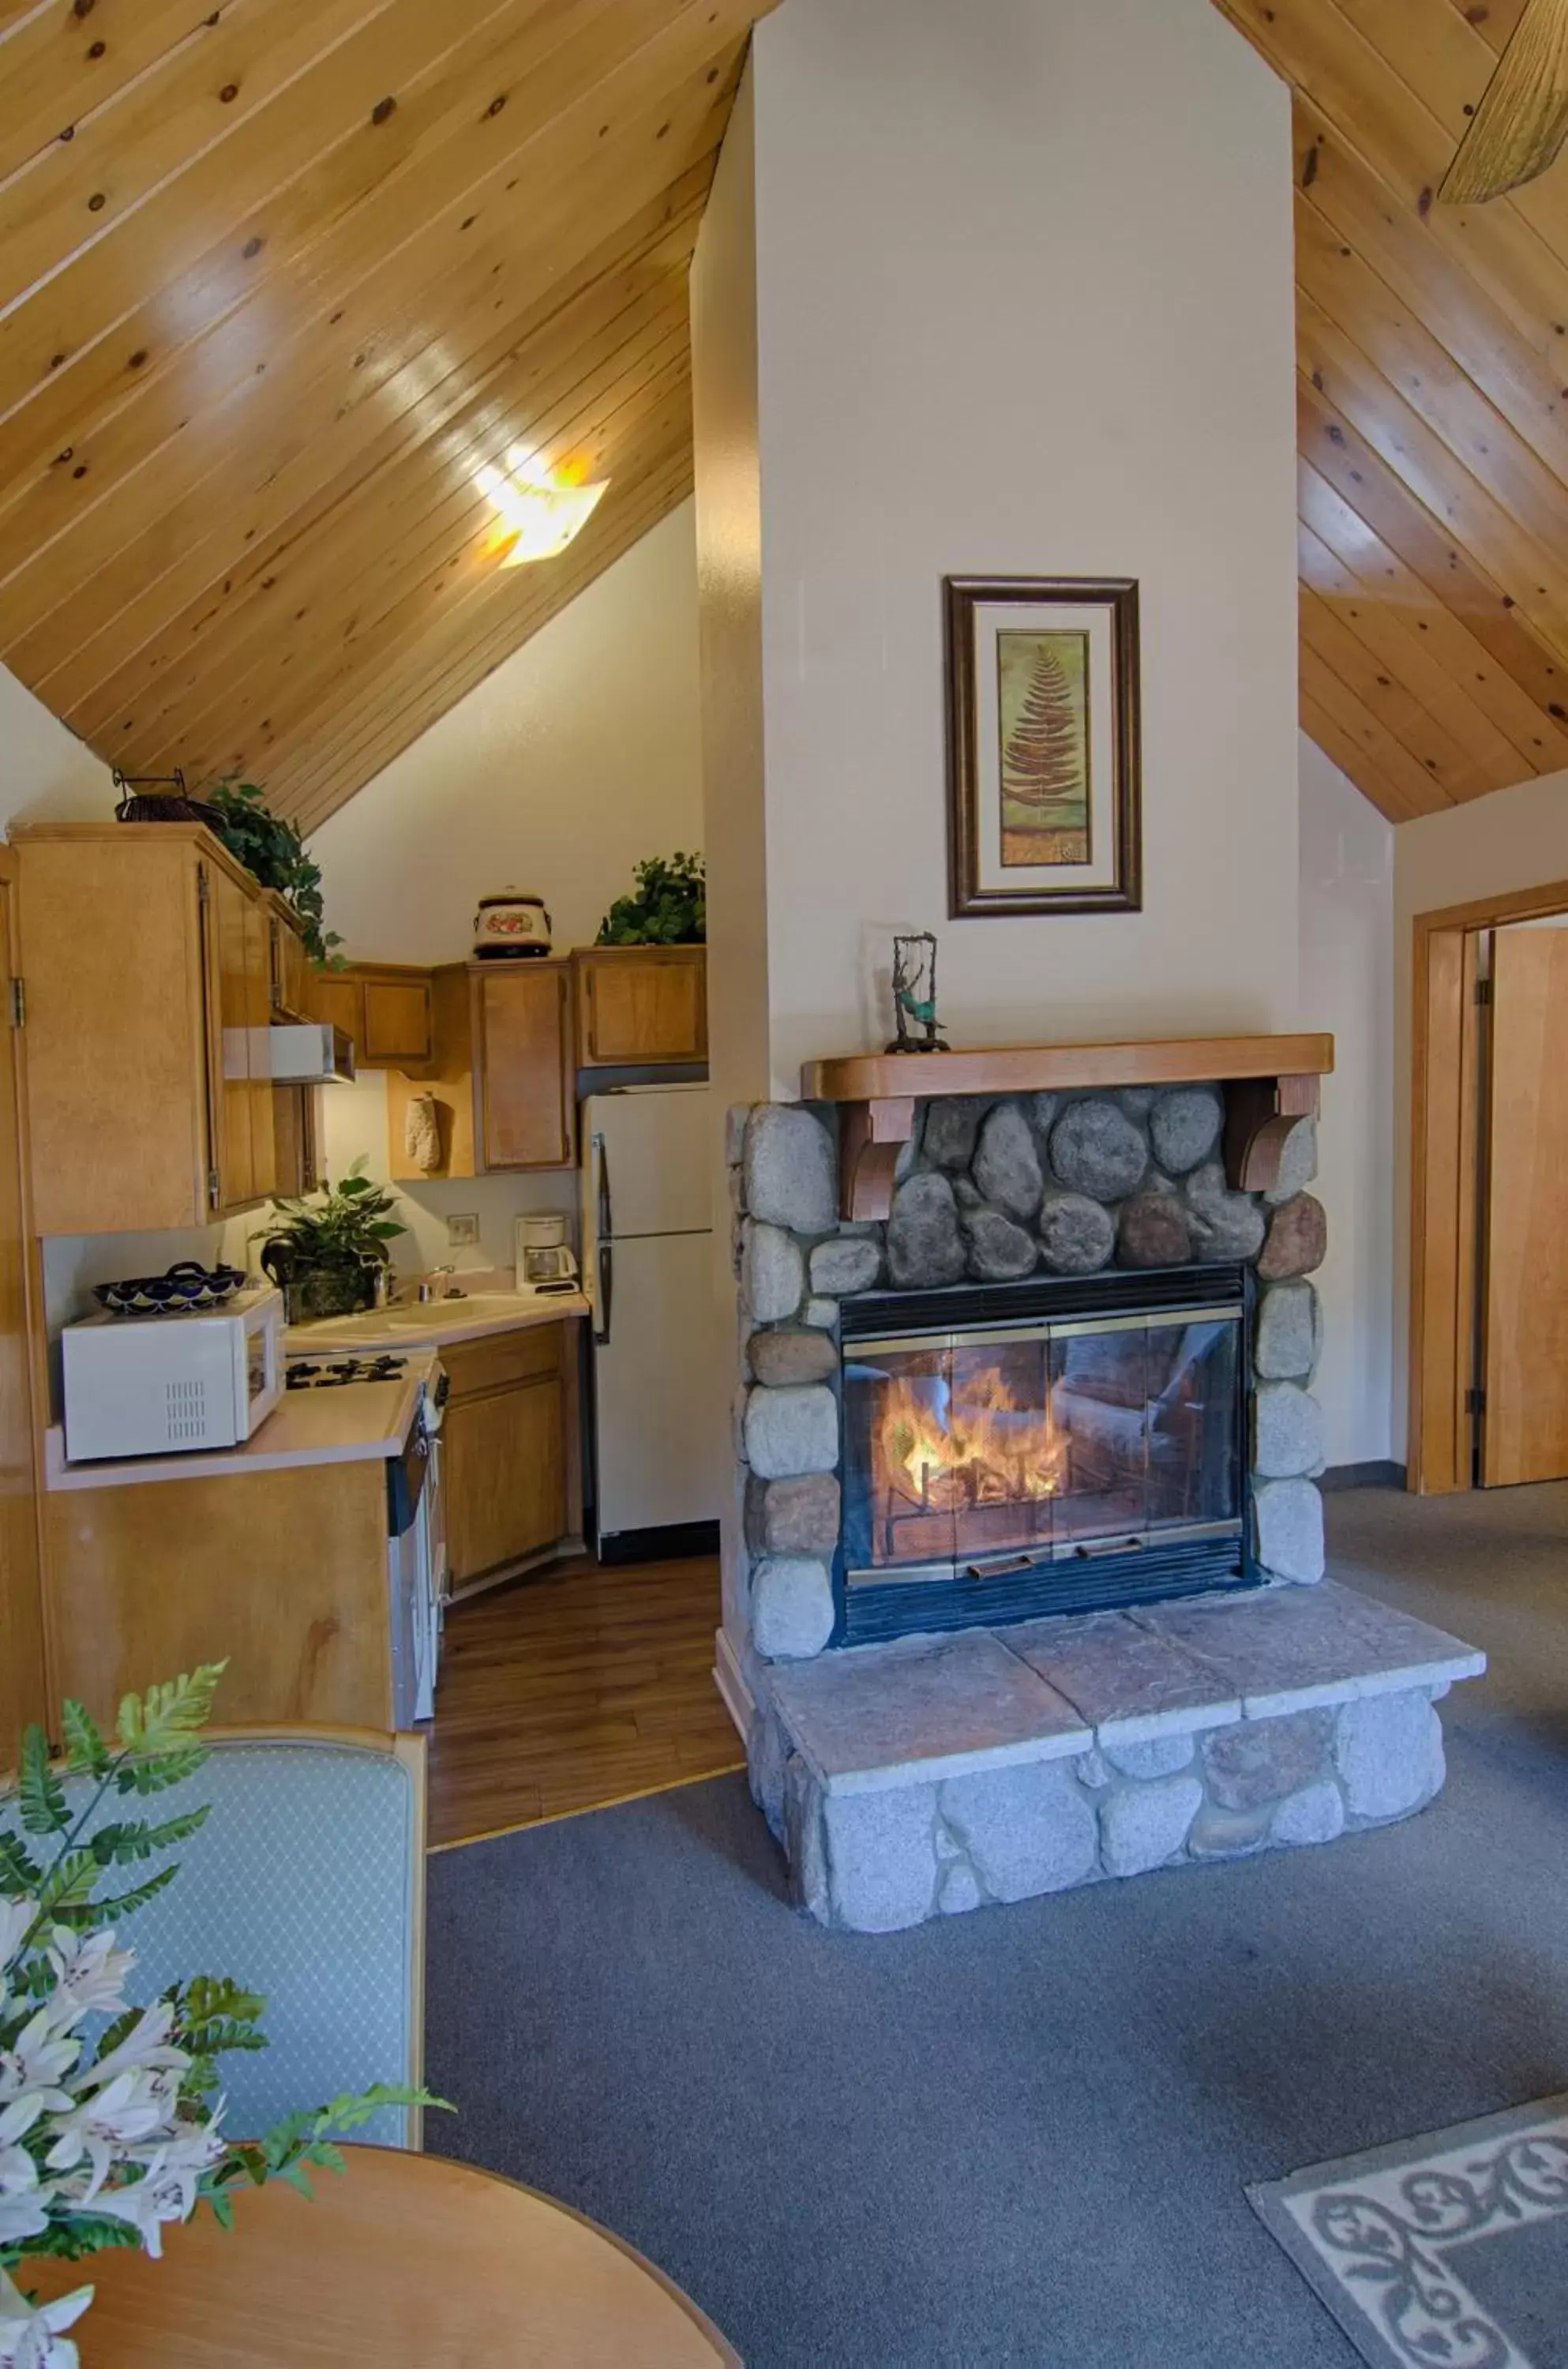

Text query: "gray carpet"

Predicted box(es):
[425, 1485, 1568, 2368]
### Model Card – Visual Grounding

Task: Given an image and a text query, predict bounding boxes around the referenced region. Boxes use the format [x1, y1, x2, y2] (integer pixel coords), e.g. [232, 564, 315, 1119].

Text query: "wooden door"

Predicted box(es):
[0, 863, 47, 1766]
[1482, 928, 1568, 1485]
[445, 1378, 564, 1587]
[306, 970, 362, 1045]
[361, 976, 432, 1065]
[243, 895, 276, 1200]
[576, 948, 707, 1064]
[477, 967, 572, 1169]
[209, 865, 254, 1210]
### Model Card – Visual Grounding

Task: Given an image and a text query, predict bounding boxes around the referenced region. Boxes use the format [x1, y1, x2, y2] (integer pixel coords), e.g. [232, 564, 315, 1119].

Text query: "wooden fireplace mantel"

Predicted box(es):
[799, 1033, 1335, 1221]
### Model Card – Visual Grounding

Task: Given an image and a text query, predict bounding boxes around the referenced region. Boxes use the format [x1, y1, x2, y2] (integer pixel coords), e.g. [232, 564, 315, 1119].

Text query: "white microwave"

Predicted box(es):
[62, 1286, 285, 1462]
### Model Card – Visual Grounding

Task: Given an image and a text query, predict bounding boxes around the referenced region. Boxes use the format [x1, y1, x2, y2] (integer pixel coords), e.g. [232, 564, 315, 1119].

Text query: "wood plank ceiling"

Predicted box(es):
[1215, 0, 1568, 820]
[0, 0, 773, 831]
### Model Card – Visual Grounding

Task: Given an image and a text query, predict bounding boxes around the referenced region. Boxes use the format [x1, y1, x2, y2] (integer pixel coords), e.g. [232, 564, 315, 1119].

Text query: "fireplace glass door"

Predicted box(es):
[841, 1308, 1243, 1589]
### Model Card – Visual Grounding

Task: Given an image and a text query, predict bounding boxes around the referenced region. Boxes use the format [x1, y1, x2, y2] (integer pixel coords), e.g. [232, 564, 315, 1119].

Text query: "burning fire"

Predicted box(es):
[877, 1367, 1064, 1512]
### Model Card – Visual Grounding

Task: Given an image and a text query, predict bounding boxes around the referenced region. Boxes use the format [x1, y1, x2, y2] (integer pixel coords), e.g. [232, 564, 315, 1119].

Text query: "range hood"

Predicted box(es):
[267, 1023, 356, 1084]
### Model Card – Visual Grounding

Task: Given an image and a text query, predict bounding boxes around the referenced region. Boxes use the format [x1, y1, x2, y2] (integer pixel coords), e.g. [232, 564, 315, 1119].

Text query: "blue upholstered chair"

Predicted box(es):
[3, 1729, 427, 2149]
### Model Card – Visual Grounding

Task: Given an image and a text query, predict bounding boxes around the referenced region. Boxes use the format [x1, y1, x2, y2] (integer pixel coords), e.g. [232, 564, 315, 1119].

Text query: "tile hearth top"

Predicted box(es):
[763, 1583, 1486, 1796]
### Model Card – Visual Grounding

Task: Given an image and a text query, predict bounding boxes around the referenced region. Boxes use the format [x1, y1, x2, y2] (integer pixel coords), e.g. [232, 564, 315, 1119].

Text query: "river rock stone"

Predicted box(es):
[743, 1384, 839, 1480]
[1336, 1692, 1444, 1821]
[1264, 1117, 1319, 1207]
[743, 1104, 837, 1235]
[1101, 1776, 1203, 1876]
[962, 1204, 1040, 1282]
[1184, 1162, 1267, 1262]
[973, 1102, 1045, 1220]
[1049, 1099, 1149, 1200]
[924, 1097, 988, 1172]
[751, 1474, 841, 1556]
[1104, 1734, 1195, 1781]
[1255, 1282, 1322, 1381]
[1038, 1191, 1116, 1276]
[1026, 1092, 1059, 1141]
[938, 1862, 984, 1917]
[808, 1236, 881, 1296]
[748, 1328, 837, 1387]
[1255, 1383, 1325, 1479]
[785, 1758, 829, 1920]
[750, 1557, 835, 1660]
[741, 1222, 805, 1323]
[939, 1761, 1099, 1902]
[804, 1297, 838, 1329]
[1254, 1476, 1326, 1584]
[1117, 1192, 1192, 1269]
[1201, 1708, 1334, 1809]
[887, 1171, 966, 1290]
[1187, 1801, 1273, 1860]
[1272, 1779, 1345, 1847]
[1118, 1087, 1158, 1117]
[1150, 1087, 1223, 1175]
[746, 1702, 789, 1839]
[823, 1785, 938, 1932]
[952, 1175, 984, 1211]
[1258, 1193, 1327, 1281]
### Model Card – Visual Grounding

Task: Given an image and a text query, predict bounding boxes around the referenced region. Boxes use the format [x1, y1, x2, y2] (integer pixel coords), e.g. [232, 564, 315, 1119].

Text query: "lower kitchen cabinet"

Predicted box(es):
[442, 1323, 571, 1590]
[44, 1459, 397, 1732]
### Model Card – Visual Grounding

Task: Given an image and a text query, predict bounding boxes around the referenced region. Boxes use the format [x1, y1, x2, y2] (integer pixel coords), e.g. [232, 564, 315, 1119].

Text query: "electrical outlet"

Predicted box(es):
[446, 1213, 480, 1248]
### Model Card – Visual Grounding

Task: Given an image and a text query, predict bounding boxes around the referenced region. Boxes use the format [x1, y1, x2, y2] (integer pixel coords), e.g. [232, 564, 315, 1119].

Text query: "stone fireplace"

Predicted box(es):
[715, 1042, 1487, 1932]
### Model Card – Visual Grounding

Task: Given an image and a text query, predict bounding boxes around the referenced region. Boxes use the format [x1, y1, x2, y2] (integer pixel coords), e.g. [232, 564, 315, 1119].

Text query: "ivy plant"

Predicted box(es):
[204, 780, 343, 967]
[595, 850, 706, 946]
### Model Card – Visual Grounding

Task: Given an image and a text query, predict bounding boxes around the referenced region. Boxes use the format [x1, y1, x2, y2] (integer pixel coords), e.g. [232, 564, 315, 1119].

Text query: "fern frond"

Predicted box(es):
[61, 1700, 110, 1779]
[18, 1728, 67, 1837]
[88, 1805, 208, 1867]
[115, 1664, 227, 1756]
[114, 1745, 208, 1797]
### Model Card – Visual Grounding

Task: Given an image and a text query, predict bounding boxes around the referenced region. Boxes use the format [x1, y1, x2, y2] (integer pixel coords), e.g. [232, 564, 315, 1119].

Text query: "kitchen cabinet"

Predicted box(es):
[306, 963, 433, 1071]
[10, 823, 292, 1235]
[573, 946, 707, 1066]
[442, 1323, 568, 1590]
[386, 963, 573, 1181]
[269, 905, 312, 1020]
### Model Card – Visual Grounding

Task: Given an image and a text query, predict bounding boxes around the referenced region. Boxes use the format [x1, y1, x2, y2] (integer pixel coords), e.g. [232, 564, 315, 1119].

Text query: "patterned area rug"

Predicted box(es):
[1249, 2097, 1568, 2368]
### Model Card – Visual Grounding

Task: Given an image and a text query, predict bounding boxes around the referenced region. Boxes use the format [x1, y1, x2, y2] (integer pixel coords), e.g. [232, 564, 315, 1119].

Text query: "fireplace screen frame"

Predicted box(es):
[833, 1263, 1258, 1648]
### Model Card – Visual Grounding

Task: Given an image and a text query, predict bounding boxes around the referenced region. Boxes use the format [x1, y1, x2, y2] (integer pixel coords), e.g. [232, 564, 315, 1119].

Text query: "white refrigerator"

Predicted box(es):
[580, 1083, 724, 1551]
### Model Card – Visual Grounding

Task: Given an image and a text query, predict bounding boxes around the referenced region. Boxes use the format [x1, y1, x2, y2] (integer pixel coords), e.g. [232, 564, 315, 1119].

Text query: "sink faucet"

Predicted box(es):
[418, 1265, 456, 1305]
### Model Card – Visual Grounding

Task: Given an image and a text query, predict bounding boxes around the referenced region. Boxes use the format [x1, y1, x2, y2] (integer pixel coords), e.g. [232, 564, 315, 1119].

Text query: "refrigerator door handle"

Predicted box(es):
[596, 1241, 613, 1346]
[593, 1129, 612, 1243]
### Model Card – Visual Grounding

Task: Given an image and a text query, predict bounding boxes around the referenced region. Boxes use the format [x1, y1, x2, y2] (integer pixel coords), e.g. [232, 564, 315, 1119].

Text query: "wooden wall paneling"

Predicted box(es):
[116, 302, 692, 772]
[11, 159, 713, 697]
[1299, 582, 1471, 799]
[58, 193, 706, 735]
[1296, 457, 1568, 772]
[173, 359, 692, 789]
[1297, 519, 1532, 787]
[0, 1, 234, 186]
[284, 451, 693, 825]
[1299, 644, 1450, 817]
[1300, 689, 1416, 816]
[0, 0, 395, 321]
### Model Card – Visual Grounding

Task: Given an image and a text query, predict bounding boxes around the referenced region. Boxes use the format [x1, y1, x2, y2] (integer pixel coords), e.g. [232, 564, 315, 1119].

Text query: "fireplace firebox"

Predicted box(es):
[836, 1265, 1255, 1644]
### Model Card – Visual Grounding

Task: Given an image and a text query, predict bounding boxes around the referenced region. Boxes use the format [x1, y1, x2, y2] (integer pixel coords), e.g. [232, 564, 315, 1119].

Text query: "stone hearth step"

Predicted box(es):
[748, 1582, 1486, 1932]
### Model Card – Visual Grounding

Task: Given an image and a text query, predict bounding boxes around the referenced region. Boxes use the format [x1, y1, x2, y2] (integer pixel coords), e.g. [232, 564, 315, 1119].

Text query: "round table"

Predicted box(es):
[28, 2148, 741, 2366]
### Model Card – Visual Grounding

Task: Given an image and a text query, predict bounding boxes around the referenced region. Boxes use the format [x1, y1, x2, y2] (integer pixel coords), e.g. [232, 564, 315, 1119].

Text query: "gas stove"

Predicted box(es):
[285, 1353, 410, 1391]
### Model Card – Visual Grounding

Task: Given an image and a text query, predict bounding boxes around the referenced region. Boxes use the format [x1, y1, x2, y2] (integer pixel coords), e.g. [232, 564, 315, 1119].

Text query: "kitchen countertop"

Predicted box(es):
[287, 1288, 591, 1354]
[47, 1348, 437, 1492]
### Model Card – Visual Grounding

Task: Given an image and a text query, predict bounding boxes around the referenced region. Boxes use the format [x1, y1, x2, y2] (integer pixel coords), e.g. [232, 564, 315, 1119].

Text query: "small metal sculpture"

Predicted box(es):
[887, 931, 949, 1054]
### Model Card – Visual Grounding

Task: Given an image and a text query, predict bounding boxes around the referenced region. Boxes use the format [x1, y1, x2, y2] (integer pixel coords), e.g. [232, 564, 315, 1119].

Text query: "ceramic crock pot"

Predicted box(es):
[473, 889, 552, 959]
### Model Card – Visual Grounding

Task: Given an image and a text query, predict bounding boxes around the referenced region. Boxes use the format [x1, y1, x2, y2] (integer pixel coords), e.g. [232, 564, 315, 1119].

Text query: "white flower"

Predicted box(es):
[91, 2152, 208, 2261]
[75, 2003, 186, 2095]
[43, 2068, 180, 2200]
[0, 1904, 36, 1980]
[40, 1931, 133, 2034]
[0, 2190, 51, 2247]
[0, 2014, 79, 2106]
[0, 2266, 93, 2369]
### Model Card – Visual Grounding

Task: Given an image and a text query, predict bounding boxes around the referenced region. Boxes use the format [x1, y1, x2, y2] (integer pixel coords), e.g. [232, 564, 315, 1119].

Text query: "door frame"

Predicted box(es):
[1409, 874, 1568, 1493]
[0, 847, 52, 1758]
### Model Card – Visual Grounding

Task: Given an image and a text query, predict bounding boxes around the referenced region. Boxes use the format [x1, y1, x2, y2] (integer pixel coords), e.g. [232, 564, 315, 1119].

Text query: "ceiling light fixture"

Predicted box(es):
[475, 447, 609, 565]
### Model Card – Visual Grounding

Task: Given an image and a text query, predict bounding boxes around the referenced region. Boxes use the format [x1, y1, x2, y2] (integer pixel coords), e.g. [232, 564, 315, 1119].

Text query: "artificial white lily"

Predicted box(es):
[0, 1905, 35, 1984]
[39, 1931, 133, 2035]
[0, 2266, 93, 2369]
[0, 2014, 80, 2104]
[73, 2003, 185, 2096]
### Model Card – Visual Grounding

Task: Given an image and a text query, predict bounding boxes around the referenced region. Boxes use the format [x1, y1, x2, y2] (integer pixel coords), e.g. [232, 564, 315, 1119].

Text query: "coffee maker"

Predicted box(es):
[515, 1212, 580, 1297]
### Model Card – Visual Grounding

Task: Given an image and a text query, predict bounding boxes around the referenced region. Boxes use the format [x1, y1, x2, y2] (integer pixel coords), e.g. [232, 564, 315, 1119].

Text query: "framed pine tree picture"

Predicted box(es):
[944, 576, 1142, 917]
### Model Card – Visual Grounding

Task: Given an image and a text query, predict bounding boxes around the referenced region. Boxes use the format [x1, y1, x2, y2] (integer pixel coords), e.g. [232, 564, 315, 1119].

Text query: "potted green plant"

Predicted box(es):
[204, 780, 343, 967]
[594, 850, 706, 946]
[253, 1161, 405, 1323]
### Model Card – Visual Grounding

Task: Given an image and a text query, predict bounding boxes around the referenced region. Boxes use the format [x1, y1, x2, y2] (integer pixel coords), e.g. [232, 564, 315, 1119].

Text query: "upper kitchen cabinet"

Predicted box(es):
[305, 963, 433, 1072]
[387, 963, 574, 1181]
[10, 824, 297, 1234]
[573, 947, 707, 1067]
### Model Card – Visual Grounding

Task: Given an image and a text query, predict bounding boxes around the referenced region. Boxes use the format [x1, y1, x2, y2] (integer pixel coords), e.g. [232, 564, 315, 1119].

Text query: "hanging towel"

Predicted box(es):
[405, 1092, 441, 1174]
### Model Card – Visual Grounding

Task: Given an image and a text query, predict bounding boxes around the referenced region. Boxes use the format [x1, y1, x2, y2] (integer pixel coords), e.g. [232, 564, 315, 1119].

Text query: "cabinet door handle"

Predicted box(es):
[596, 1243, 612, 1347]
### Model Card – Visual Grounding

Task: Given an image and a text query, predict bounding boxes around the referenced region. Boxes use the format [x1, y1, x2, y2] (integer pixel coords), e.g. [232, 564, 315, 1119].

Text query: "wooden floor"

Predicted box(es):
[426, 1551, 743, 1850]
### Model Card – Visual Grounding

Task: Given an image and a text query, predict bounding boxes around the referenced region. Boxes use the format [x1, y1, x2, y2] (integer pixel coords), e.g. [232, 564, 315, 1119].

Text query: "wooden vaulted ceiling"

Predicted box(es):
[1216, 0, 1568, 821]
[0, 0, 775, 832]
